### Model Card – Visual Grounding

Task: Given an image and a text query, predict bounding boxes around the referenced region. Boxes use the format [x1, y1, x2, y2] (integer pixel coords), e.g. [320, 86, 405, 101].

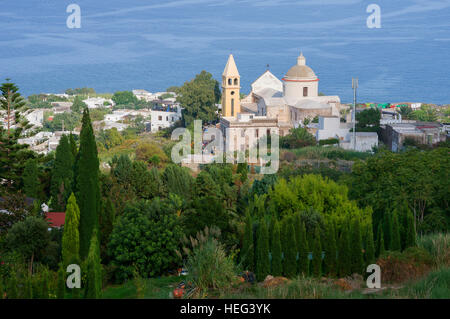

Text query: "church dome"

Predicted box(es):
[284, 53, 317, 79]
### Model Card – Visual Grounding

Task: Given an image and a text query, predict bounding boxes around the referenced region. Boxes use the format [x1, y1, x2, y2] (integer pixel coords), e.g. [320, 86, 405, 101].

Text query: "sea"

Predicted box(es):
[1, 0, 449, 104]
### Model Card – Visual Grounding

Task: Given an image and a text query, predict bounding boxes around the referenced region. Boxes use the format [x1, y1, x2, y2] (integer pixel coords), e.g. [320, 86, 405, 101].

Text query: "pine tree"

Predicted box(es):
[74, 108, 101, 260]
[62, 193, 80, 266]
[383, 212, 393, 250]
[405, 210, 416, 249]
[57, 264, 66, 299]
[350, 218, 364, 274]
[241, 213, 254, 271]
[376, 224, 385, 257]
[255, 220, 270, 282]
[312, 227, 322, 277]
[51, 134, 74, 210]
[99, 197, 116, 262]
[324, 221, 337, 277]
[365, 224, 375, 265]
[337, 223, 351, 277]
[23, 158, 39, 198]
[391, 211, 402, 251]
[297, 221, 309, 276]
[283, 220, 297, 278]
[84, 230, 102, 298]
[271, 220, 282, 276]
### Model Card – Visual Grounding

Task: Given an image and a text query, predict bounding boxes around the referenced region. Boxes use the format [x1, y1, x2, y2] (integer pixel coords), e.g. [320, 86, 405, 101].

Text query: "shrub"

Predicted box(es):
[377, 247, 433, 283]
[401, 267, 450, 299]
[318, 138, 339, 146]
[184, 228, 236, 293]
[417, 233, 450, 267]
[256, 220, 270, 281]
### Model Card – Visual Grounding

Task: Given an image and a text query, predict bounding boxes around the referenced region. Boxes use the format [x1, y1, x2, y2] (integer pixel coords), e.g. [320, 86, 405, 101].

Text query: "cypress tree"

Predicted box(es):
[297, 221, 309, 276]
[255, 220, 270, 282]
[271, 220, 282, 276]
[376, 224, 385, 257]
[337, 223, 351, 277]
[365, 224, 375, 265]
[74, 108, 101, 260]
[69, 133, 78, 158]
[350, 218, 364, 274]
[51, 134, 74, 210]
[283, 221, 297, 278]
[57, 264, 66, 299]
[294, 213, 301, 254]
[241, 213, 254, 271]
[23, 158, 39, 198]
[62, 193, 80, 266]
[391, 211, 402, 251]
[324, 221, 337, 277]
[383, 212, 393, 250]
[405, 210, 416, 249]
[312, 227, 322, 277]
[84, 230, 102, 299]
[99, 197, 116, 262]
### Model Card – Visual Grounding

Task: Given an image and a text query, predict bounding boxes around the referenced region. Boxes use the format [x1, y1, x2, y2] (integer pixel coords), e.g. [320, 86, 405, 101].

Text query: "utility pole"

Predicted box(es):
[352, 78, 358, 150]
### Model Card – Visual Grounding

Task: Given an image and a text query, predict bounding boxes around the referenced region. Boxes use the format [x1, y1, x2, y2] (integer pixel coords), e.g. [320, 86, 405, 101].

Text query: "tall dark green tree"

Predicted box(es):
[404, 209, 417, 249]
[324, 221, 337, 277]
[365, 224, 375, 265]
[74, 108, 101, 259]
[391, 211, 402, 251]
[350, 218, 364, 274]
[383, 212, 393, 250]
[99, 197, 115, 262]
[69, 133, 78, 157]
[84, 230, 102, 299]
[376, 224, 385, 257]
[71, 95, 87, 113]
[0, 80, 34, 194]
[241, 213, 254, 271]
[22, 158, 39, 198]
[283, 220, 297, 278]
[337, 223, 351, 277]
[57, 264, 66, 299]
[255, 220, 270, 282]
[271, 220, 282, 276]
[312, 227, 322, 277]
[51, 135, 74, 210]
[297, 221, 309, 276]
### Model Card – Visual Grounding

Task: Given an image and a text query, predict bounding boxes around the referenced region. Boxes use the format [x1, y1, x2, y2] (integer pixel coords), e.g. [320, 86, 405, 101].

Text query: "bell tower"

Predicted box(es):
[222, 54, 241, 118]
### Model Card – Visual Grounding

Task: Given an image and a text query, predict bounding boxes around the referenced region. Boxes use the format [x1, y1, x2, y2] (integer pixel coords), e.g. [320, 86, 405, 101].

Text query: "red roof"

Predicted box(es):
[46, 212, 65, 228]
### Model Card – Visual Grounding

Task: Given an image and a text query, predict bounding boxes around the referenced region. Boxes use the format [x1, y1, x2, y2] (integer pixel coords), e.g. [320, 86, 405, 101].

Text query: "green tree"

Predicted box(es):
[40, 269, 49, 299]
[74, 108, 101, 260]
[297, 221, 309, 276]
[391, 211, 402, 251]
[23, 275, 33, 299]
[84, 230, 102, 299]
[271, 220, 282, 276]
[283, 220, 297, 278]
[255, 220, 270, 282]
[99, 197, 115, 262]
[6, 216, 50, 275]
[355, 108, 381, 132]
[62, 193, 80, 266]
[51, 134, 74, 210]
[7, 272, 18, 299]
[376, 224, 385, 257]
[69, 133, 78, 158]
[383, 212, 393, 250]
[365, 224, 375, 265]
[177, 71, 219, 127]
[337, 223, 351, 277]
[71, 95, 87, 113]
[312, 227, 322, 277]
[241, 213, 254, 271]
[350, 218, 364, 274]
[324, 221, 337, 277]
[108, 198, 183, 281]
[399, 105, 413, 120]
[23, 158, 40, 198]
[112, 91, 139, 106]
[404, 209, 417, 249]
[280, 127, 315, 149]
[57, 264, 66, 299]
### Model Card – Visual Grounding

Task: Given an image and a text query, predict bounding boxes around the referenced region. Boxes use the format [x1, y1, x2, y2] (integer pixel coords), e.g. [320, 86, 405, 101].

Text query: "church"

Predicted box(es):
[219, 53, 342, 148]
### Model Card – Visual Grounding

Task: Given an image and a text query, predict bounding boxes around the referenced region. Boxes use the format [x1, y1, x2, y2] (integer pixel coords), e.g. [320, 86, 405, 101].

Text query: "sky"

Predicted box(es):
[0, 0, 449, 103]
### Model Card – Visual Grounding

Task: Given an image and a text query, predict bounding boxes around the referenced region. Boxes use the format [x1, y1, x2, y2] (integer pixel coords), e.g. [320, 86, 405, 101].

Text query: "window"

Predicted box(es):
[231, 99, 234, 116]
[303, 87, 308, 97]
[228, 78, 232, 85]
[158, 116, 162, 121]
[166, 116, 168, 121]
[256, 129, 259, 137]
[231, 91, 235, 95]
[234, 78, 238, 85]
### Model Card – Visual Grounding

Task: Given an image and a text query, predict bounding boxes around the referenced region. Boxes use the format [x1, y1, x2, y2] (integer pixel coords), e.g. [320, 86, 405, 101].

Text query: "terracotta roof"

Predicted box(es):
[46, 212, 65, 228]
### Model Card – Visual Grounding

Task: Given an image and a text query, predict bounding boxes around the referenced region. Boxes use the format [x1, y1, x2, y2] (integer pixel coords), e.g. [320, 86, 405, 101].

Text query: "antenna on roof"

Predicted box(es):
[266, 64, 270, 70]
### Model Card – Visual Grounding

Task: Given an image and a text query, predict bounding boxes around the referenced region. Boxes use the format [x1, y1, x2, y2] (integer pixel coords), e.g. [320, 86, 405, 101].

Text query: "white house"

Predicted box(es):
[83, 97, 114, 109]
[316, 116, 351, 141]
[150, 108, 181, 132]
